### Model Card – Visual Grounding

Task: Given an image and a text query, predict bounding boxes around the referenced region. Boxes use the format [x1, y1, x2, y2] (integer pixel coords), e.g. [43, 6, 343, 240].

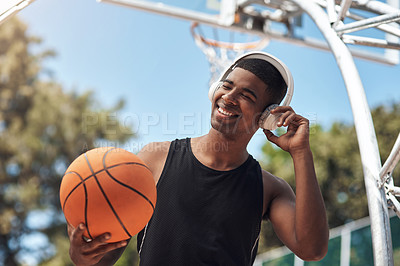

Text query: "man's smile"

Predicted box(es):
[216, 102, 240, 119]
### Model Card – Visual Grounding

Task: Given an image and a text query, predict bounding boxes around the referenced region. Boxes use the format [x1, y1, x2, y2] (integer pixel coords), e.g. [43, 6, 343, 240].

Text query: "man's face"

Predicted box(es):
[210, 67, 269, 136]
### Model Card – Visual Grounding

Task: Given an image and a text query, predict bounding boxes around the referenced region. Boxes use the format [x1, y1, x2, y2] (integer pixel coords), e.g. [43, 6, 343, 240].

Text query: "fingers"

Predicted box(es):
[265, 106, 312, 153]
[68, 223, 128, 265]
[84, 239, 128, 256]
[270, 105, 293, 114]
[277, 112, 296, 127]
[271, 107, 296, 128]
[82, 232, 127, 254]
[264, 129, 280, 146]
[271, 106, 307, 128]
[70, 223, 86, 244]
[67, 222, 74, 238]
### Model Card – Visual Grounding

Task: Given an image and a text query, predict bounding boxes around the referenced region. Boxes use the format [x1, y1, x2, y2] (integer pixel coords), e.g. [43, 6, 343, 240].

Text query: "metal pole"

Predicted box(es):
[333, 0, 353, 27]
[263, 30, 397, 65]
[340, 227, 351, 266]
[385, 0, 400, 81]
[289, 1, 394, 265]
[354, 0, 400, 16]
[346, 12, 400, 38]
[315, 0, 400, 38]
[335, 11, 400, 34]
[341, 34, 400, 50]
[0, 0, 36, 25]
[380, 133, 400, 181]
[387, 185, 400, 196]
[98, 0, 221, 26]
[387, 193, 400, 218]
[326, 0, 337, 24]
[294, 255, 304, 266]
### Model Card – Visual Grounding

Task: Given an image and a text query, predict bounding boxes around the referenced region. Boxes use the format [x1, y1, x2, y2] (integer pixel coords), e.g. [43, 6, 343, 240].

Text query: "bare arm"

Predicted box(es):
[263, 106, 329, 261]
[67, 141, 170, 265]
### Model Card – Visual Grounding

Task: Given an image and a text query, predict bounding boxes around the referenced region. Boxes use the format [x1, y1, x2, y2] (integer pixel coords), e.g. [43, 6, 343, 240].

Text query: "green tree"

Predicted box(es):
[0, 17, 137, 265]
[258, 103, 400, 253]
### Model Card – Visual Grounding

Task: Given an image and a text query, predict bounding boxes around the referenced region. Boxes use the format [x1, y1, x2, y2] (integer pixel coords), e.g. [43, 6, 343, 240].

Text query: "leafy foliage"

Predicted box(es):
[0, 17, 135, 265]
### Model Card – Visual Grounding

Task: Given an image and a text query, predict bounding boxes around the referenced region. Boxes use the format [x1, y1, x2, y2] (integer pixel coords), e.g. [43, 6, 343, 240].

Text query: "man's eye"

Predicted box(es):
[241, 93, 253, 101]
[222, 85, 232, 90]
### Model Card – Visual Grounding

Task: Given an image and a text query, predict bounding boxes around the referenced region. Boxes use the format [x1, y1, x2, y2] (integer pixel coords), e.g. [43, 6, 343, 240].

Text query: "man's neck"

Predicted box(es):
[191, 129, 252, 171]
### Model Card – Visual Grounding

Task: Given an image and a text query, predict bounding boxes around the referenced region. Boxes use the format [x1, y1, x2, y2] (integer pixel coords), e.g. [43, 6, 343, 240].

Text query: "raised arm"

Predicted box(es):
[263, 106, 329, 261]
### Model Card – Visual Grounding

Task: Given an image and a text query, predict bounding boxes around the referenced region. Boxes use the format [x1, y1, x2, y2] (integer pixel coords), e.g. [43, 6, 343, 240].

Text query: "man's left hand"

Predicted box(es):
[263, 106, 310, 155]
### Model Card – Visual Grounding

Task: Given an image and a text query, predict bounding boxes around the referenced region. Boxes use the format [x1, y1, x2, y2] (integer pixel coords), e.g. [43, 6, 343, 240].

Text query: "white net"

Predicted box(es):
[191, 22, 269, 85]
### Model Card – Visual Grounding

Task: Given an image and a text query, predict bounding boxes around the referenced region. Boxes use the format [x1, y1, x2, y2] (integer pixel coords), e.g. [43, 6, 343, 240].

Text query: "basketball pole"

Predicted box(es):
[289, 1, 394, 265]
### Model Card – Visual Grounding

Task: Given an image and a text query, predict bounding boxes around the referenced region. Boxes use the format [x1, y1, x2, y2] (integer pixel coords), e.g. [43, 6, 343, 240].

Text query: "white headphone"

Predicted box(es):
[208, 51, 294, 131]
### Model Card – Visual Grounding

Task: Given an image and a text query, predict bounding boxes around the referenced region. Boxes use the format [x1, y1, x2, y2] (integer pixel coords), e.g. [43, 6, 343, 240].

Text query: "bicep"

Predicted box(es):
[268, 181, 298, 251]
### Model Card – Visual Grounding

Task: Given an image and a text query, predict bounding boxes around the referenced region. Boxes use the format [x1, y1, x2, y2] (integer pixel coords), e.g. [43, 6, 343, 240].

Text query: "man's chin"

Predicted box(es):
[211, 118, 258, 137]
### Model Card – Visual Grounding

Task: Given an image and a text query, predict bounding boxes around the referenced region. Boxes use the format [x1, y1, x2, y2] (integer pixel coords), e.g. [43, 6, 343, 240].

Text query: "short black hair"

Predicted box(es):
[235, 58, 287, 105]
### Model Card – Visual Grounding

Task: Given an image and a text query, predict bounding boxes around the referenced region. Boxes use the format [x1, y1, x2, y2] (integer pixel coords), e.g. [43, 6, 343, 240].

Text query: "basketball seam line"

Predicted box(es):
[64, 162, 150, 182]
[62, 162, 150, 208]
[102, 162, 156, 211]
[61, 170, 93, 239]
[83, 172, 92, 240]
[84, 153, 132, 239]
[103, 148, 155, 210]
[104, 168, 156, 211]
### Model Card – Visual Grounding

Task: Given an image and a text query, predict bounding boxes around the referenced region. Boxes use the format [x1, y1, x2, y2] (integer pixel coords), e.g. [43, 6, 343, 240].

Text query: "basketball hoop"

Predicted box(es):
[190, 22, 270, 86]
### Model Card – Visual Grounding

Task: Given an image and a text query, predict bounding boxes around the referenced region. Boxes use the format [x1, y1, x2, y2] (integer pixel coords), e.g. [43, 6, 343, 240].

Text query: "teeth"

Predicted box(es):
[218, 107, 234, 116]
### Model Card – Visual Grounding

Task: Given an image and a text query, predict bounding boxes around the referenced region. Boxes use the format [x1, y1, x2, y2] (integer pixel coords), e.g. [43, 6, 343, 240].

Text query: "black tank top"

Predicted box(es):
[137, 138, 263, 265]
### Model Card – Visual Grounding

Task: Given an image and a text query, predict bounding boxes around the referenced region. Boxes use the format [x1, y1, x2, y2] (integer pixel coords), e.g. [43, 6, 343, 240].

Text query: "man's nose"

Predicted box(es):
[221, 90, 238, 105]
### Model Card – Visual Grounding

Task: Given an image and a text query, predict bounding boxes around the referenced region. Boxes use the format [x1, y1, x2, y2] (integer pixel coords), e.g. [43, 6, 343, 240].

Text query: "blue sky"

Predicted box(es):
[17, 0, 400, 159]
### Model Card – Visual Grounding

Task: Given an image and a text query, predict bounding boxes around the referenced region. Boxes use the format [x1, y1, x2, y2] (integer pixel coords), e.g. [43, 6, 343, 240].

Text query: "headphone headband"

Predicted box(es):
[216, 52, 294, 106]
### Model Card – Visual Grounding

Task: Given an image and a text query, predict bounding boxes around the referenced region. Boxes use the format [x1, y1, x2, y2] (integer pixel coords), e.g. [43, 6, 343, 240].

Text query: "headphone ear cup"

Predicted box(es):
[258, 104, 281, 130]
[208, 82, 222, 101]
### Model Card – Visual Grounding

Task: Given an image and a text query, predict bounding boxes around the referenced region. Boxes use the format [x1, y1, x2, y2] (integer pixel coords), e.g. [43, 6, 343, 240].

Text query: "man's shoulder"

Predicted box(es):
[138, 141, 172, 183]
[261, 169, 292, 195]
[140, 141, 171, 155]
[138, 141, 172, 164]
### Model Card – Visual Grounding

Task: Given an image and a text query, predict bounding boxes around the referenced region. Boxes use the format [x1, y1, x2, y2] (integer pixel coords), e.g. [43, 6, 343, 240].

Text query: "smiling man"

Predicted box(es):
[67, 52, 329, 266]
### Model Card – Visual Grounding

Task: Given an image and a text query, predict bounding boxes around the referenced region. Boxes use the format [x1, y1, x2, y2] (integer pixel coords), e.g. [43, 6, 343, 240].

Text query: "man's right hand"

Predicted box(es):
[68, 223, 128, 266]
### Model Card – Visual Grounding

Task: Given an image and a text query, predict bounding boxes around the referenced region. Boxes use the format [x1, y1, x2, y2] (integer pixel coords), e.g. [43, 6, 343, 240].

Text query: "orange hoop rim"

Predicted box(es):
[190, 22, 269, 51]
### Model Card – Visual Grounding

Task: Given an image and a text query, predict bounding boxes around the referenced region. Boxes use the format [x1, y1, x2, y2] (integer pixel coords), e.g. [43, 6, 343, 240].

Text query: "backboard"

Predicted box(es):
[99, 0, 400, 66]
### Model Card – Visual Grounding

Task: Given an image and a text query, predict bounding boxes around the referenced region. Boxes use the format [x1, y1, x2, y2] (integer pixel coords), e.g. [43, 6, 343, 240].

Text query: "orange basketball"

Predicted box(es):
[59, 147, 156, 243]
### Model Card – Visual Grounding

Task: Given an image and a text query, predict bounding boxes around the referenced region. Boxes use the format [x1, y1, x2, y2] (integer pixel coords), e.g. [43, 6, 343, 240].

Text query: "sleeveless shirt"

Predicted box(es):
[137, 138, 263, 265]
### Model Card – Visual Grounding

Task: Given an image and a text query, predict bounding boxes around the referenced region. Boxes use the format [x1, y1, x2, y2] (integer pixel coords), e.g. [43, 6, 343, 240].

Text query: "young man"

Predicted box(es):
[67, 52, 329, 265]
